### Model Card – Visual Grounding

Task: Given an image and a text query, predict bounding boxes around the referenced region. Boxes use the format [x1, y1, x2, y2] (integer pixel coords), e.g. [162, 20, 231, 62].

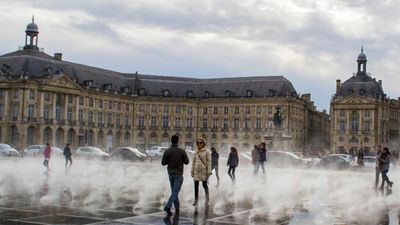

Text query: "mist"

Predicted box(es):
[0, 154, 398, 224]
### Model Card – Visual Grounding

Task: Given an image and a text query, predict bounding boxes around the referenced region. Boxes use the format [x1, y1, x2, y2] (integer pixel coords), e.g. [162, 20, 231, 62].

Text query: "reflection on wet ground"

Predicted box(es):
[0, 158, 399, 224]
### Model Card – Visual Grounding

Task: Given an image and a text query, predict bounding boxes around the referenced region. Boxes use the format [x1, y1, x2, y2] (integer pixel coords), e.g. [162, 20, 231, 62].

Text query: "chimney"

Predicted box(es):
[323, 109, 327, 114]
[378, 80, 382, 87]
[336, 79, 341, 94]
[54, 53, 62, 61]
[301, 93, 311, 102]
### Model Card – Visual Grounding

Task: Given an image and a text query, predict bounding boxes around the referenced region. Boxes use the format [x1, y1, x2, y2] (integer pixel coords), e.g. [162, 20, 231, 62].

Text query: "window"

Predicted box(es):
[339, 120, 346, 132]
[256, 118, 261, 129]
[163, 116, 169, 127]
[212, 118, 218, 129]
[68, 95, 73, 104]
[0, 104, 4, 120]
[150, 116, 157, 127]
[55, 106, 62, 122]
[29, 90, 35, 100]
[14, 90, 19, 98]
[246, 90, 253, 97]
[89, 98, 94, 107]
[162, 89, 170, 96]
[364, 120, 370, 131]
[0, 90, 4, 98]
[44, 92, 50, 101]
[88, 111, 93, 123]
[107, 113, 112, 124]
[124, 115, 129, 126]
[202, 118, 208, 129]
[138, 88, 146, 96]
[224, 107, 229, 114]
[256, 106, 261, 114]
[138, 116, 145, 127]
[67, 107, 73, 121]
[339, 110, 345, 117]
[108, 100, 113, 110]
[98, 112, 103, 124]
[176, 105, 181, 114]
[78, 110, 83, 122]
[163, 105, 169, 113]
[223, 118, 229, 129]
[245, 106, 251, 114]
[351, 112, 359, 131]
[117, 102, 121, 111]
[28, 104, 35, 119]
[225, 90, 232, 97]
[365, 110, 370, 117]
[187, 106, 193, 115]
[116, 114, 121, 126]
[213, 107, 218, 114]
[234, 107, 239, 114]
[244, 117, 251, 129]
[203, 107, 208, 115]
[99, 100, 103, 108]
[175, 117, 181, 128]
[187, 117, 193, 128]
[125, 103, 129, 111]
[79, 96, 84, 106]
[151, 104, 157, 113]
[27, 127, 34, 145]
[204, 91, 210, 98]
[268, 106, 272, 114]
[186, 90, 194, 98]
[234, 118, 239, 129]
[138, 104, 145, 112]
[43, 105, 49, 120]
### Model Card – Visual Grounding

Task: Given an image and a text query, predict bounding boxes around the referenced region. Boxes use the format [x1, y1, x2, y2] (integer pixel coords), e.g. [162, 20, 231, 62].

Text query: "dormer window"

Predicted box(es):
[359, 89, 366, 96]
[120, 86, 129, 93]
[348, 89, 354, 95]
[138, 88, 146, 96]
[225, 90, 232, 97]
[204, 91, 210, 98]
[84, 80, 93, 87]
[268, 89, 277, 96]
[186, 90, 194, 98]
[246, 90, 253, 97]
[162, 89, 171, 97]
[103, 83, 112, 91]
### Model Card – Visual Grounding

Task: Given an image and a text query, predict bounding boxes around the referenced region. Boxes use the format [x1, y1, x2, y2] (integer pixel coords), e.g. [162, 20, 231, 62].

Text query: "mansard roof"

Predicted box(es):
[0, 49, 297, 98]
[338, 74, 385, 99]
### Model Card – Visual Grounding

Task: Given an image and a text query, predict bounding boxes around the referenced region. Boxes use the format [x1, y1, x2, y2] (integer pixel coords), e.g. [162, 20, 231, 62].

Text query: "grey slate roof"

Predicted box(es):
[0, 49, 297, 98]
[338, 74, 385, 99]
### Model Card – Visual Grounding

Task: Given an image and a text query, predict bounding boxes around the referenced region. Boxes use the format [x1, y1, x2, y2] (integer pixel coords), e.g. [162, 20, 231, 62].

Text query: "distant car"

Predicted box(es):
[0, 144, 20, 157]
[75, 146, 110, 160]
[145, 146, 168, 158]
[266, 151, 309, 168]
[24, 145, 63, 157]
[111, 147, 147, 161]
[318, 154, 353, 170]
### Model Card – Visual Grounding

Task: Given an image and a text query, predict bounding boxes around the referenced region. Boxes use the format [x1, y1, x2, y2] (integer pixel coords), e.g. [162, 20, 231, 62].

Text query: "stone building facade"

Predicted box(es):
[0, 19, 330, 153]
[330, 48, 400, 155]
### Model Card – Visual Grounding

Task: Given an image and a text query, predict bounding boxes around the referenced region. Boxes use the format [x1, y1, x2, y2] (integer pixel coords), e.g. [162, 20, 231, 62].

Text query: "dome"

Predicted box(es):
[26, 21, 39, 34]
[357, 46, 367, 61]
[338, 75, 384, 99]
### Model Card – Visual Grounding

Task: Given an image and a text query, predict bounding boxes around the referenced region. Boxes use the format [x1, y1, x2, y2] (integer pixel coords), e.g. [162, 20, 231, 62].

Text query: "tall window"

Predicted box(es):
[175, 117, 181, 128]
[203, 107, 208, 115]
[28, 104, 35, 119]
[364, 110, 370, 117]
[89, 98, 94, 107]
[224, 107, 229, 114]
[116, 114, 121, 126]
[176, 105, 181, 114]
[124, 115, 129, 126]
[125, 103, 129, 111]
[12, 103, 19, 121]
[244, 117, 251, 129]
[29, 90, 35, 100]
[108, 100, 113, 109]
[163, 105, 169, 113]
[78, 109, 83, 122]
[213, 107, 218, 114]
[138, 116, 145, 127]
[223, 118, 229, 129]
[212, 118, 218, 129]
[268, 106, 272, 114]
[339, 110, 345, 117]
[256, 106, 261, 114]
[68, 95, 73, 104]
[256, 118, 261, 129]
[187, 117, 193, 128]
[117, 102, 121, 110]
[88, 111, 93, 123]
[364, 120, 370, 131]
[98, 112, 103, 124]
[151, 104, 157, 113]
[13, 90, 19, 98]
[55, 106, 61, 121]
[0, 104, 3, 120]
[67, 107, 73, 121]
[44, 92, 50, 101]
[163, 116, 169, 127]
[245, 106, 251, 114]
[234, 118, 240, 129]
[234, 107, 240, 114]
[43, 105, 49, 120]
[139, 104, 145, 112]
[202, 118, 208, 129]
[27, 127, 34, 145]
[107, 113, 112, 124]
[0, 90, 4, 98]
[79, 96, 84, 105]
[351, 112, 359, 131]
[150, 116, 157, 127]
[99, 100, 103, 108]
[339, 120, 346, 132]
[187, 106, 192, 115]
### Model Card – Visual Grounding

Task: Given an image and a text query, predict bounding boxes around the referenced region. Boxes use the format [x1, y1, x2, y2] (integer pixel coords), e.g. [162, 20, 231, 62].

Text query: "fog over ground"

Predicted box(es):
[0, 156, 398, 224]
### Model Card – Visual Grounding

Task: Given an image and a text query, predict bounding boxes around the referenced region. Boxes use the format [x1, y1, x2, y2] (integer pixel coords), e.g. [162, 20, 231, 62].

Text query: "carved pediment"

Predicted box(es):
[47, 75, 81, 90]
[335, 95, 373, 104]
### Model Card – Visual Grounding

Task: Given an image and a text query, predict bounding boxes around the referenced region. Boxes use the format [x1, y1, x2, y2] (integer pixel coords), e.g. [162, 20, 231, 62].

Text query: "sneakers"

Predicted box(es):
[163, 207, 172, 216]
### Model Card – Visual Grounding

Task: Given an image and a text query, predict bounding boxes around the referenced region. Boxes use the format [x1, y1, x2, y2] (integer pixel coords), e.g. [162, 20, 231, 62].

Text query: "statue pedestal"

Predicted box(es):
[264, 129, 292, 151]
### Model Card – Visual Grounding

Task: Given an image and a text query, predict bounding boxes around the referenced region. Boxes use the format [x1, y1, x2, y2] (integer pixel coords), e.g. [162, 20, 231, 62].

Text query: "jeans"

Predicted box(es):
[381, 170, 392, 188]
[228, 166, 236, 181]
[65, 155, 72, 167]
[165, 175, 183, 210]
[254, 161, 265, 175]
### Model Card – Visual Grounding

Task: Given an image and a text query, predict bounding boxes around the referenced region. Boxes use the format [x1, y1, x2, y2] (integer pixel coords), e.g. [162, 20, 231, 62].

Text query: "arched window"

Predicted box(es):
[87, 130, 94, 146]
[225, 90, 232, 97]
[67, 129, 75, 146]
[204, 91, 210, 98]
[162, 89, 170, 97]
[124, 132, 130, 145]
[10, 126, 17, 146]
[349, 136, 358, 144]
[56, 128, 64, 147]
[116, 132, 121, 146]
[97, 130, 104, 147]
[27, 126, 35, 145]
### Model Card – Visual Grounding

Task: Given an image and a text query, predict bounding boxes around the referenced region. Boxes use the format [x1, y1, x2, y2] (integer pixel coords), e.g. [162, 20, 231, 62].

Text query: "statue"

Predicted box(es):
[273, 107, 283, 129]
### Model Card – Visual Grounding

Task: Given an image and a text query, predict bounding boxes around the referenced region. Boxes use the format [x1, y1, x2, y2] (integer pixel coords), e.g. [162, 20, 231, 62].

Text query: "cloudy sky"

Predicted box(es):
[0, 0, 399, 111]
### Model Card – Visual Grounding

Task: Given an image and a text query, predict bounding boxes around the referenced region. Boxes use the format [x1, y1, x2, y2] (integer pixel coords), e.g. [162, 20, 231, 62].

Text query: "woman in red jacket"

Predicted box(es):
[43, 143, 52, 169]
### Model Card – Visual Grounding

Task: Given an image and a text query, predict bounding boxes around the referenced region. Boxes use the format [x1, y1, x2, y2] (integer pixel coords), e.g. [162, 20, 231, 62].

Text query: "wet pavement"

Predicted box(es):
[0, 158, 399, 224]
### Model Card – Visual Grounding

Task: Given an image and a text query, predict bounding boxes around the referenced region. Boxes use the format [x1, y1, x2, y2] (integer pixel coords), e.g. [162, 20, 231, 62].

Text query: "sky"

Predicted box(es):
[0, 0, 399, 111]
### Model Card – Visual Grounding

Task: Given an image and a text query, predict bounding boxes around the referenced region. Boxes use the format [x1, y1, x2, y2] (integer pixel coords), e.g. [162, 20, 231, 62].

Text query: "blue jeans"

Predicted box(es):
[254, 161, 266, 175]
[165, 175, 183, 210]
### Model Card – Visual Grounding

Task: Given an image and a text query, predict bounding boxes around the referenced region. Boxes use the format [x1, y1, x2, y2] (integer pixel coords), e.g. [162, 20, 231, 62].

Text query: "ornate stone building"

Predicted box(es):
[0, 19, 330, 153]
[330, 48, 400, 155]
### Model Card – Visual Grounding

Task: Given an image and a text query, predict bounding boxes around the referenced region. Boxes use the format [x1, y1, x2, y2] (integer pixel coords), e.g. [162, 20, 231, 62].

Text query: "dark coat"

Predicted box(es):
[161, 144, 189, 175]
[227, 152, 239, 167]
[63, 146, 72, 157]
[258, 148, 267, 162]
[211, 151, 219, 168]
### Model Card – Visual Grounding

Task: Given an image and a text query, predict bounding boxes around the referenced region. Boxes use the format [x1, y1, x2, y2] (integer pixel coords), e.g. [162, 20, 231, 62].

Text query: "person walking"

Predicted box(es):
[210, 147, 220, 187]
[43, 143, 52, 170]
[375, 145, 382, 188]
[227, 146, 239, 182]
[357, 148, 364, 167]
[379, 147, 394, 189]
[191, 138, 211, 207]
[254, 143, 267, 175]
[63, 143, 73, 167]
[251, 145, 259, 173]
[161, 135, 189, 216]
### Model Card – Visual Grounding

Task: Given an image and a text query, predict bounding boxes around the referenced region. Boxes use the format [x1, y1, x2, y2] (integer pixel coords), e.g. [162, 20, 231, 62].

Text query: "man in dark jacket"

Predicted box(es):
[63, 143, 72, 167]
[161, 135, 189, 216]
[254, 142, 267, 175]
